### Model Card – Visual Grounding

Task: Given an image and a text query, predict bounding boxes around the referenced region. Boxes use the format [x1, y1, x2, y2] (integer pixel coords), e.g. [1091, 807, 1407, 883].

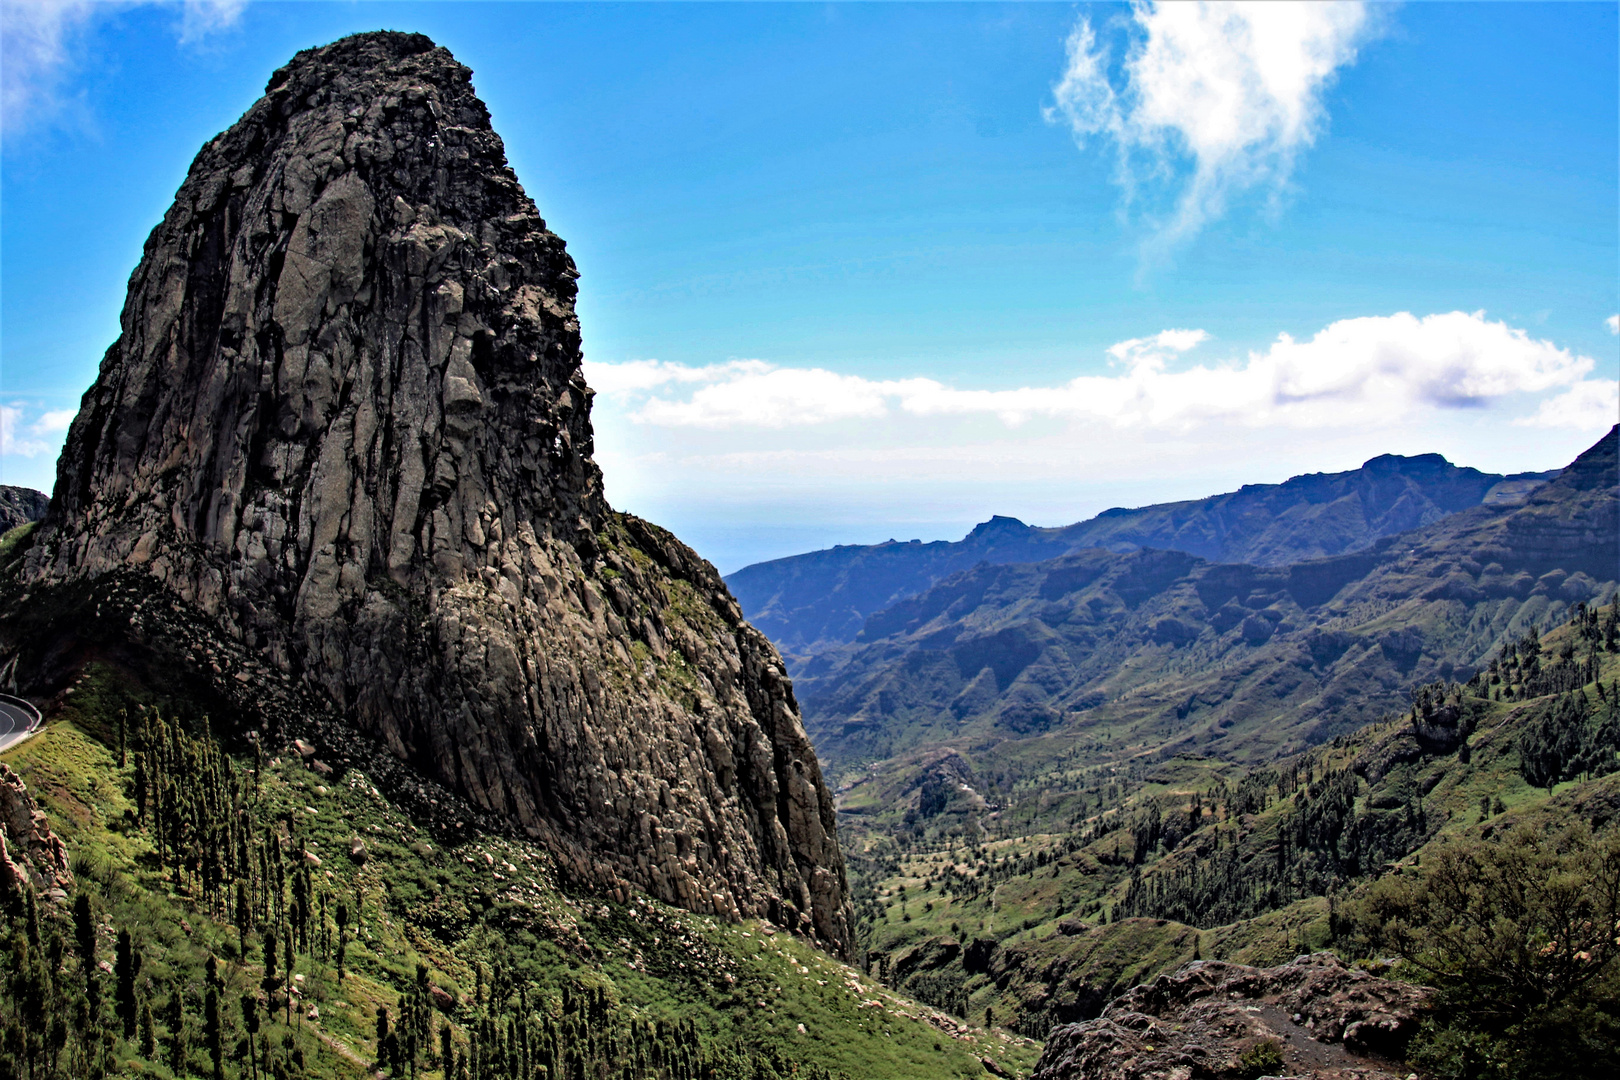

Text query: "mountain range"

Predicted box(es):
[789, 428, 1615, 775]
[727, 453, 1558, 660]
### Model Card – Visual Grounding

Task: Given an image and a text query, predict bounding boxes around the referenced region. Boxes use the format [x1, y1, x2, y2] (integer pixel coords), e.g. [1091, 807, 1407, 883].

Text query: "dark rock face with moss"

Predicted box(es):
[0, 487, 49, 535]
[24, 32, 851, 954]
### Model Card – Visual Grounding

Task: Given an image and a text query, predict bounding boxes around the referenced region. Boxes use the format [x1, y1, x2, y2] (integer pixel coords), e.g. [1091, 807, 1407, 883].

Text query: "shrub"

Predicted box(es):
[1355, 823, 1620, 1078]
[1238, 1038, 1284, 1079]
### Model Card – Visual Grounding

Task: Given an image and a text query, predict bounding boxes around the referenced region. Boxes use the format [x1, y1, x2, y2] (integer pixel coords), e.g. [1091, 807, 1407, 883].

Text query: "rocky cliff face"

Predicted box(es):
[0, 762, 73, 900]
[0, 487, 49, 535]
[23, 31, 851, 954]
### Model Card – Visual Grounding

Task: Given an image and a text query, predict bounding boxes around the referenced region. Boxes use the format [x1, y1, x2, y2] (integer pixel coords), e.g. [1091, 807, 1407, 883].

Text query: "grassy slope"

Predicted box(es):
[3, 659, 1040, 1079]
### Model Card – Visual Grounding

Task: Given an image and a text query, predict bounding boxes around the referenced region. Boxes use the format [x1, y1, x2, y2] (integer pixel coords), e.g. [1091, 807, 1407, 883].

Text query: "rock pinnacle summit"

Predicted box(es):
[26, 31, 852, 953]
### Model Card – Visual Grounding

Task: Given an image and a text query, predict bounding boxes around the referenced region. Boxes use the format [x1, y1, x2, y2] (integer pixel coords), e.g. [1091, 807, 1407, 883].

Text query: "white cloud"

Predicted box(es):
[33, 408, 77, 433]
[1048, 2, 1372, 251]
[582, 358, 772, 395]
[2, 0, 247, 135]
[589, 311, 1600, 434]
[1515, 380, 1620, 431]
[0, 402, 77, 458]
[1606, 314, 1618, 335]
[177, 0, 245, 46]
[1107, 327, 1210, 371]
[0, 405, 47, 458]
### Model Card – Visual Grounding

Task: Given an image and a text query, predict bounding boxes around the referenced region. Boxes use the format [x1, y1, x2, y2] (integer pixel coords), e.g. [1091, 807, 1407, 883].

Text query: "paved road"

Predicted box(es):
[0, 695, 40, 753]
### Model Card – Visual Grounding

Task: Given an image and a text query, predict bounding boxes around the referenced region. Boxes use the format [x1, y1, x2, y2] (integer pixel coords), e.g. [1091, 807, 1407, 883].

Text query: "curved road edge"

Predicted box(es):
[0, 692, 43, 754]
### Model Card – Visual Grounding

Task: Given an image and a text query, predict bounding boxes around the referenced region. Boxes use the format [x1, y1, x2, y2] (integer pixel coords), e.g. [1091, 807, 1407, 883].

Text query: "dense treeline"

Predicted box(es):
[1354, 823, 1620, 1080]
[1117, 762, 1433, 929]
[1517, 688, 1620, 790]
[1467, 601, 1616, 703]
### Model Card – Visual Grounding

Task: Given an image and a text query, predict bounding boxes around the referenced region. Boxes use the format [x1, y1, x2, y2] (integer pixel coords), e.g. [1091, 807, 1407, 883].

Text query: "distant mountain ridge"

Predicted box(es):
[792, 427, 1617, 773]
[726, 453, 1556, 660]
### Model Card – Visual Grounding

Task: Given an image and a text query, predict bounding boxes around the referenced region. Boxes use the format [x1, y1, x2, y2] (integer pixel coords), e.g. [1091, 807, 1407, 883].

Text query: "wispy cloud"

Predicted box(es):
[1515, 380, 1620, 431]
[1606, 314, 1619, 335]
[1047, 1, 1373, 256]
[177, 0, 245, 46]
[587, 311, 1602, 433]
[2, 0, 247, 136]
[0, 402, 75, 458]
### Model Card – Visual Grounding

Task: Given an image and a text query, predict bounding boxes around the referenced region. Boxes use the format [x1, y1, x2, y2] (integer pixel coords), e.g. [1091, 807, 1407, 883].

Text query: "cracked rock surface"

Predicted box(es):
[0, 762, 73, 899]
[24, 31, 851, 955]
[0, 487, 49, 535]
[1031, 953, 1431, 1080]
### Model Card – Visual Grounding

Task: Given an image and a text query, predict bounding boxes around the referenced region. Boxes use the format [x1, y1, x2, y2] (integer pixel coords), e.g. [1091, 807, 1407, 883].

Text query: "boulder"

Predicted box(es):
[0, 762, 73, 897]
[1031, 953, 1432, 1080]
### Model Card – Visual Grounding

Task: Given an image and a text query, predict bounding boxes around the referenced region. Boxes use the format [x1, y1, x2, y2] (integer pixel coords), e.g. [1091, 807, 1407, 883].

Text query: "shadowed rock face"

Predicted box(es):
[25, 31, 851, 954]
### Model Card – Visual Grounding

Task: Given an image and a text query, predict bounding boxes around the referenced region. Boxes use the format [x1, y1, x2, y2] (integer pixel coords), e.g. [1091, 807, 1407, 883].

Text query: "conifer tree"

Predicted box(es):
[166, 987, 187, 1074]
[73, 893, 99, 1020]
[241, 994, 260, 1080]
[261, 928, 280, 1019]
[114, 929, 141, 1039]
[139, 999, 156, 1058]
[205, 986, 224, 1080]
[335, 901, 349, 982]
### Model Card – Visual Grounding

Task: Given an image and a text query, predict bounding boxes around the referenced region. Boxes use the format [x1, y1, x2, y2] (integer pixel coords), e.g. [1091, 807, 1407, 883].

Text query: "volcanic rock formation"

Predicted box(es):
[1031, 953, 1432, 1080]
[23, 31, 851, 953]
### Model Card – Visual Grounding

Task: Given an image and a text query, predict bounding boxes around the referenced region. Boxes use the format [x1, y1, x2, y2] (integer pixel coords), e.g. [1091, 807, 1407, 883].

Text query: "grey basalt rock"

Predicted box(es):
[1031, 953, 1431, 1080]
[24, 31, 852, 955]
[0, 762, 73, 898]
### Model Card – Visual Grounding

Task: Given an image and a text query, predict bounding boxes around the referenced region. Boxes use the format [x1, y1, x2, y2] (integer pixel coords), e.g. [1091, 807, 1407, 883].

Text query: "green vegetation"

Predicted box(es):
[1237, 1039, 1284, 1079]
[1355, 824, 1620, 1079]
[0, 664, 1038, 1080]
[840, 599, 1620, 1046]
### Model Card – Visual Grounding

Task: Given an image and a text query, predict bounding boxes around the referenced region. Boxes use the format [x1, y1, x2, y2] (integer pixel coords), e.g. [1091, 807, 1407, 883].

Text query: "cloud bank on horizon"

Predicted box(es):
[586, 311, 1617, 435]
[1048, 1, 1373, 255]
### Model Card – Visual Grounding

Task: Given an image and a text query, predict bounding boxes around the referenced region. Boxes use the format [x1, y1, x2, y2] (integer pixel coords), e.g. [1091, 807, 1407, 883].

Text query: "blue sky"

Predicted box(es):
[2, 2, 1616, 572]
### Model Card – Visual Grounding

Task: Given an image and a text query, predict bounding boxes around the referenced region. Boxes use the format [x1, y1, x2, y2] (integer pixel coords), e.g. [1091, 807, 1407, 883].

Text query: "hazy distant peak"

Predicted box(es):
[1360, 451, 1455, 471]
[966, 515, 1032, 540]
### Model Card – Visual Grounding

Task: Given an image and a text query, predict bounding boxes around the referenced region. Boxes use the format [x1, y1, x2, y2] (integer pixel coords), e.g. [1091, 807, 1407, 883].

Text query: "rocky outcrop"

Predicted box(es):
[0, 762, 73, 899]
[21, 32, 850, 953]
[0, 487, 49, 534]
[1031, 953, 1431, 1080]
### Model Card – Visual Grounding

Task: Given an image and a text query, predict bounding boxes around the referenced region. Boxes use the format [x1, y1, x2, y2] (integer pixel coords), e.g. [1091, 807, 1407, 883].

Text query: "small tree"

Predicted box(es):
[205, 987, 225, 1080]
[165, 987, 188, 1075]
[241, 994, 261, 1080]
[114, 930, 141, 1039]
[138, 998, 156, 1058]
[335, 901, 349, 982]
